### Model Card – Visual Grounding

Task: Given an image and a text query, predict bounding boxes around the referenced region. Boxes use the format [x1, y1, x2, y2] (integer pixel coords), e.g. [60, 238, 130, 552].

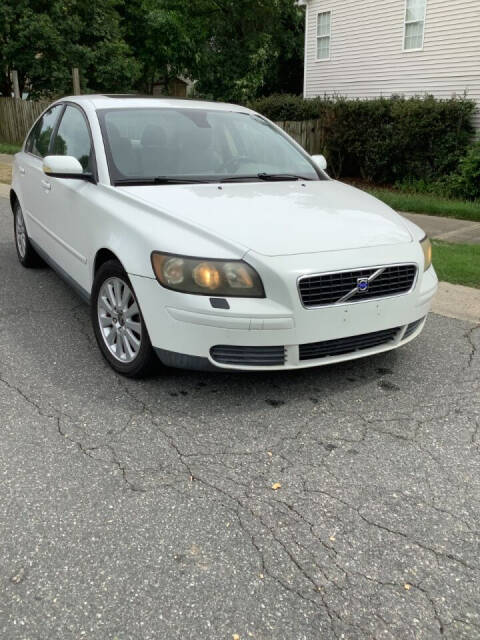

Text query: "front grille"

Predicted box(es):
[299, 264, 417, 308]
[403, 316, 425, 340]
[299, 326, 400, 361]
[210, 345, 286, 366]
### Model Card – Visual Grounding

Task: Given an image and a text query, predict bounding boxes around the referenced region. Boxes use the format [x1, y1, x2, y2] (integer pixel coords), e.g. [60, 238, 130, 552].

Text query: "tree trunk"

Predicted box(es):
[0, 69, 12, 97]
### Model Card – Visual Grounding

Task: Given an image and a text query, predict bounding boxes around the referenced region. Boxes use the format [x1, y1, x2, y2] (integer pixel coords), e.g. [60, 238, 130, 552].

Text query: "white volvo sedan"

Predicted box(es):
[10, 95, 437, 377]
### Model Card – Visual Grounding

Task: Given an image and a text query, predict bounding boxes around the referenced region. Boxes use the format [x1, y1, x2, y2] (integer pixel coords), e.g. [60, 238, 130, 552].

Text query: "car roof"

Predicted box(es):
[56, 94, 253, 113]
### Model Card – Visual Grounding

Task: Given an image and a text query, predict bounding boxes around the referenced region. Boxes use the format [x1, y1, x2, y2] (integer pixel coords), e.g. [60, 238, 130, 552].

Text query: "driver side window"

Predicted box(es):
[51, 105, 94, 173]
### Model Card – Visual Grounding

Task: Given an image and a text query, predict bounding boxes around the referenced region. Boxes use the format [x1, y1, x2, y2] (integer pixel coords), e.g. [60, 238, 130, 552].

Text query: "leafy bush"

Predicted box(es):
[248, 94, 476, 185]
[396, 143, 480, 201]
[439, 142, 480, 201]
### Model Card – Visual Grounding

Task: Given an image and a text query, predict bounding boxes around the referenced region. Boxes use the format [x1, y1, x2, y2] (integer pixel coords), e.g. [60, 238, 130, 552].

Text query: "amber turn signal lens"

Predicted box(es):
[420, 236, 432, 271]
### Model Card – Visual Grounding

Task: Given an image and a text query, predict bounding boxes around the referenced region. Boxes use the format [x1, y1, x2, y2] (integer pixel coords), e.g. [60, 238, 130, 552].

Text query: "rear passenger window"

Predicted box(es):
[51, 105, 93, 172]
[26, 105, 63, 158]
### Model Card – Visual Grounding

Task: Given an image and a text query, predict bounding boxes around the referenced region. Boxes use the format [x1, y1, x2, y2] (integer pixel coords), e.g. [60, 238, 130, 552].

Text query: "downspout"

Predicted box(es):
[296, 0, 309, 98]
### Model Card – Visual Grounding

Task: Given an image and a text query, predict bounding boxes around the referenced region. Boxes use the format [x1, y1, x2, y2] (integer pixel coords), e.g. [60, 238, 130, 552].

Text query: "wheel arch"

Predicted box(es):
[93, 248, 126, 277]
[90, 245, 151, 299]
[9, 189, 19, 214]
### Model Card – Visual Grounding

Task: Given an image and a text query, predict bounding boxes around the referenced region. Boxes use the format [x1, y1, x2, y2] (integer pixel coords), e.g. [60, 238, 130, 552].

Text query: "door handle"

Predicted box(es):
[41, 179, 51, 191]
[19, 166, 25, 175]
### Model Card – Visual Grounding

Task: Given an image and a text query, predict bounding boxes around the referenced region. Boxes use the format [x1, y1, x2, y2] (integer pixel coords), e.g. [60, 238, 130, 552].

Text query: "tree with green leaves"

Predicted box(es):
[0, 0, 140, 98]
[181, 0, 305, 102]
[120, 0, 203, 95]
[0, 0, 304, 102]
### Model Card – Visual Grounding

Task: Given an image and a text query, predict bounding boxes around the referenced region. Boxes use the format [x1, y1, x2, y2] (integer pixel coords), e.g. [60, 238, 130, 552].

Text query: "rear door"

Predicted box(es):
[17, 104, 65, 249]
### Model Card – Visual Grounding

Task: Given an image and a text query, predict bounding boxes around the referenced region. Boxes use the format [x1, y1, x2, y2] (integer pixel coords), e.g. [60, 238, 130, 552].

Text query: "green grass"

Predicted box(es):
[0, 142, 21, 154]
[433, 240, 480, 289]
[365, 187, 480, 223]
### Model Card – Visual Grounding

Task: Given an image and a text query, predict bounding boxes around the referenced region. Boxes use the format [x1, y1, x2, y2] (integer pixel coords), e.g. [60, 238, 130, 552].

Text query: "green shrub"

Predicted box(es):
[0, 142, 21, 154]
[394, 178, 438, 194]
[248, 94, 476, 185]
[439, 142, 480, 201]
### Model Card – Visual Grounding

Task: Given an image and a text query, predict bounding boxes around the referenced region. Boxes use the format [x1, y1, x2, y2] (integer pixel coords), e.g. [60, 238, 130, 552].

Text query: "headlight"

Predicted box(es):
[151, 252, 265, 297]
[420, 235, 432, 271]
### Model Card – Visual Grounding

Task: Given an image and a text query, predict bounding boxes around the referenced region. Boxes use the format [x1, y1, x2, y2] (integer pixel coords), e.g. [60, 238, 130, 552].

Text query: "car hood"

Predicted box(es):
[121, 180, 413, 256]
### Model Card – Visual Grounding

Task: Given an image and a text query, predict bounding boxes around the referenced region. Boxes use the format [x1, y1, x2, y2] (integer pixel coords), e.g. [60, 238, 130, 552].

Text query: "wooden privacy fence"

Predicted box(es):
[0, 97, 328, 153]
[0, 98, 50, 145]
[275, 119, 327, 155]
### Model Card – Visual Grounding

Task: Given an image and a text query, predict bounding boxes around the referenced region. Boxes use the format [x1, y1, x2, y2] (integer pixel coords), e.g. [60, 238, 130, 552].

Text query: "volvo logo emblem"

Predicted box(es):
[357, 277, 369, 292]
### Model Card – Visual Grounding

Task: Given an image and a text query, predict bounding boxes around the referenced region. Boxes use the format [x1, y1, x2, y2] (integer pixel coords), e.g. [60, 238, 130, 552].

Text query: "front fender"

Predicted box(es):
[86, 185, 246, 288]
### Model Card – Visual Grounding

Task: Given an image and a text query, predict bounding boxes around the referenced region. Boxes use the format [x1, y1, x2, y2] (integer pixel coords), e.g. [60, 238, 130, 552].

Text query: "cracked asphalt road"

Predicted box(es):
[0, 198, 479, 640]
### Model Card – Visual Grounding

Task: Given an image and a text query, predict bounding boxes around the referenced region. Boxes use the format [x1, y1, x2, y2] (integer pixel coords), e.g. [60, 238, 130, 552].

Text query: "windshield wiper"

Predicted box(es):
[114, 176, 214, 186]
[114, 173, 314, 186]
[219, 173, 313, 183]
[257, 172, 313, 181]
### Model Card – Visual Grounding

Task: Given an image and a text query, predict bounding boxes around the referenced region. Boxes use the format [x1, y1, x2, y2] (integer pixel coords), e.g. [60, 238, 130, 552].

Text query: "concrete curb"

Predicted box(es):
[432, 282, 480, 324]
[402, 212, 480, 245]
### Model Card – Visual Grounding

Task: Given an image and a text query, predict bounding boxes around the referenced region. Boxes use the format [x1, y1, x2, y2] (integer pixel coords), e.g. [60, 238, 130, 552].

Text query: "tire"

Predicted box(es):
[13, 200, 42, 267]
[91, 260, 157, 378]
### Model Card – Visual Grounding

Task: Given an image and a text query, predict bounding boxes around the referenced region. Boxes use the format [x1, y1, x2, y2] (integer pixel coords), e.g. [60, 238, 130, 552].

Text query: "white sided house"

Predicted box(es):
[300, 0, 480, 128]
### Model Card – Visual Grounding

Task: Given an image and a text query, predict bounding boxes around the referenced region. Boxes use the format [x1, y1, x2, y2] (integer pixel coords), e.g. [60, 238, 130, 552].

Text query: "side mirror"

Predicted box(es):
[43, 155, 85, 179]
[311, 154, 328, 171]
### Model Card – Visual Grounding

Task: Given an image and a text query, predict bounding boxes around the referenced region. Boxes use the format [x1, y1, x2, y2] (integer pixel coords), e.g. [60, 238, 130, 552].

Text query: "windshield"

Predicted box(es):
[97, 107, 323, 184]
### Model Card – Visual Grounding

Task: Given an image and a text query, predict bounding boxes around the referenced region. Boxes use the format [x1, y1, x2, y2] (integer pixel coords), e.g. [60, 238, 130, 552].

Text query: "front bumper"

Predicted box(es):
[130, 245, 438, 372]
[152, 316, 428, 371]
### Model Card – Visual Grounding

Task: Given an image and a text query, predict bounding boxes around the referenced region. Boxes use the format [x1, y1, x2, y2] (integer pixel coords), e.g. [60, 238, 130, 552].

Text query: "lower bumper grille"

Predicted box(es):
[210, 345, 286, 366]
[403, 316, 425, 339]
[210, 319, 424, 367]
[299, 326, 400, 361]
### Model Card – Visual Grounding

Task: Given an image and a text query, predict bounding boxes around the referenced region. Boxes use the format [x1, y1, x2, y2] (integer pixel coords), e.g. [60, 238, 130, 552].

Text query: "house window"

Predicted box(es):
[404, 0, 426, 50]
[316, 11, 331, 60]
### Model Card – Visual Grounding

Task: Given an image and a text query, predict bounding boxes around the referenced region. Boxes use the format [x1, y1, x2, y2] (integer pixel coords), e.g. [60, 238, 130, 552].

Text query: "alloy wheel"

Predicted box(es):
[97, 277, 142, 363]
[15, 208, 27, 259]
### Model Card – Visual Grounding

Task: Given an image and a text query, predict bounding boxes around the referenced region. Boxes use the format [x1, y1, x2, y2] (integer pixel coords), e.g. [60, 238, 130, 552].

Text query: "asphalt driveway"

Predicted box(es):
[0, 198, 479, 639]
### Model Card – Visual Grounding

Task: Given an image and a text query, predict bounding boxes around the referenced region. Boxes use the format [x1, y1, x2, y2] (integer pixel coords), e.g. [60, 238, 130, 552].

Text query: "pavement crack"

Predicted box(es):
[56, 417, 145, 492]
[305, 483, 479, 574]
[446, 617, 480, 632]
[0, 370, 58, 421]
[411, 582, 445, 635]
[465, 325, 480, 369]
[471, 417, 480, 447]
[0, 365, 145, 493]
[111, 375, 198, 483]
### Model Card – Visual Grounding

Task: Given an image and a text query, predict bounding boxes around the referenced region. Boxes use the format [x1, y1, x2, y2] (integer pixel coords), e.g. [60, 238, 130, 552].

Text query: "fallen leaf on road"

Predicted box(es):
[271, 483, 282, 490]
[10, 567, 25, 584]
